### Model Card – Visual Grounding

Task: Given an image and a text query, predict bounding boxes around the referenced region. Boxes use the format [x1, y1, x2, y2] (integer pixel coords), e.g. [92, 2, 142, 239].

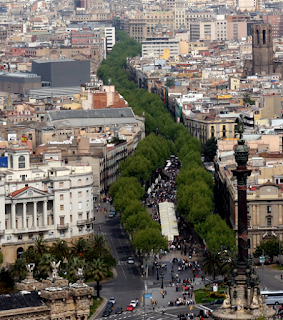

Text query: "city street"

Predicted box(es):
[93, 213, 144, 318]
[92, 200, 283, 320]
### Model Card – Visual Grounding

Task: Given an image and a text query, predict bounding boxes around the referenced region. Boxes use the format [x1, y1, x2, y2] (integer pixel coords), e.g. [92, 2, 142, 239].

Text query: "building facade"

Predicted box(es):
[0, 145, 94, 265]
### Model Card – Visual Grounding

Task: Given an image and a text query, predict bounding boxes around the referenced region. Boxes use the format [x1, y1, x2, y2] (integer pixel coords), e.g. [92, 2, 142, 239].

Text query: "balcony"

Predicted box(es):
[76, 218, 95, 226]
[57, 224, 69, 230]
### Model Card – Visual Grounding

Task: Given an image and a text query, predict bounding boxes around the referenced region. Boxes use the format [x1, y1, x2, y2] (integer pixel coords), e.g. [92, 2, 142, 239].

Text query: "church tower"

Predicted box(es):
[252, 24, 274, 76]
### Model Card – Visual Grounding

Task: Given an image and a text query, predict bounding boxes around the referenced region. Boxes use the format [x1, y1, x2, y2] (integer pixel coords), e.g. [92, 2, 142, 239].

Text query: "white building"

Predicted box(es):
[0, 145, 94, 265]
[142, 37, 179, 58]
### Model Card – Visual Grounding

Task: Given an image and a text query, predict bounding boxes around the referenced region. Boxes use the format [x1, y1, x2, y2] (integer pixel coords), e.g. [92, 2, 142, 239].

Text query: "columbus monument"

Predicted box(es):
[213, 116, 276, 320]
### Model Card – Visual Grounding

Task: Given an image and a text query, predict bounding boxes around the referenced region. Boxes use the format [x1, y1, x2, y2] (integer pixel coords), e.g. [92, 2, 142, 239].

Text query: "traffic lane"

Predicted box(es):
[94, 216, 144, 318]
[256, 266, 283, 290]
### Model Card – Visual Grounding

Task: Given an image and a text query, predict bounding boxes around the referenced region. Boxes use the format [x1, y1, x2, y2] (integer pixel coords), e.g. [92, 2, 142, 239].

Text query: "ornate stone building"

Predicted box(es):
[0, 263, 94, 320]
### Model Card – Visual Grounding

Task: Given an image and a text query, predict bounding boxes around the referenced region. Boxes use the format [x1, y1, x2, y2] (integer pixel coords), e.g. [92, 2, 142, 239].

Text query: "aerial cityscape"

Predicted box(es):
[1, 0, 283, 319]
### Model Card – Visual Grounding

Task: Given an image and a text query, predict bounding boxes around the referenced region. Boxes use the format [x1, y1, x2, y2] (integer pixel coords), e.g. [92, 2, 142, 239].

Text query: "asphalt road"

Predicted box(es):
[93, 215, 144, 318]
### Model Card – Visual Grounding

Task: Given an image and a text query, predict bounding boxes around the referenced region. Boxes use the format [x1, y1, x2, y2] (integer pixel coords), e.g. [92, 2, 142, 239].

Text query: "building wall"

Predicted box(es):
[227, 21, 247, 40]
[32, 60, 91, 87]
[0, 146, 94, 265]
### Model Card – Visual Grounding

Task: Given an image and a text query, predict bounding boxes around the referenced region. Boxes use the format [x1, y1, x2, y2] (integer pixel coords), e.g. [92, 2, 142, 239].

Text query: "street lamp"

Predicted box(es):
[155, 264, 160, 280]
[278, 226, 282, 267]
[259, 252, 265, 290]
[160, 272, 164, 289]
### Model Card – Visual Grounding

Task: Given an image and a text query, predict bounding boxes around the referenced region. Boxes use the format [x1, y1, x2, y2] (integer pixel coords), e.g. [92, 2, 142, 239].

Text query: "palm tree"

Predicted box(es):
[71, 238, 89, 258]
[23, 246, 40, 264]
[50, 240, 70, 261]
[9, 258, 27, 281]
[90, 234, 111, 258]
[88, 258, 107, 298]
[219, 249, 237, 277]
[38, 253, 56, 279]
[67, 256, 87, 281]
[202, 251, 222, 280]
[33, 237, 48, 258]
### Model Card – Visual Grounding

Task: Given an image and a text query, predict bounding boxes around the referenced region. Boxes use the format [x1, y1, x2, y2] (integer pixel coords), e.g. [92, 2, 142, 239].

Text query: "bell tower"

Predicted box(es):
[252, 24, 274, 75]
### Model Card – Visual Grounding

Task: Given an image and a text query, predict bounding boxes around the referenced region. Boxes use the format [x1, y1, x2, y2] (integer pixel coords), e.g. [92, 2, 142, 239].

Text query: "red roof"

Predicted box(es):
[11, 186, 29, 197]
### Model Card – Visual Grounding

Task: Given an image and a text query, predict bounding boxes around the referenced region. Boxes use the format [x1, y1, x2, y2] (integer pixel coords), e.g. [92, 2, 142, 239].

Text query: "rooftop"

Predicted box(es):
[0, 291, 44, 311]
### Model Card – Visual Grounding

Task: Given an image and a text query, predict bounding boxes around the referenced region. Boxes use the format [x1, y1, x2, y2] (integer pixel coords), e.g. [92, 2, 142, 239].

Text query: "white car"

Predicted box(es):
[127, 257, 134, 264]
[129, 299, 139, 308]
[109, 297, 116, 304]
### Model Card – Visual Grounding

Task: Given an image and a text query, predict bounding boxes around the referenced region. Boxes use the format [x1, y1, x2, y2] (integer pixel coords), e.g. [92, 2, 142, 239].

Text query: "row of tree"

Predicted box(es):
[98, 31, 236, 267]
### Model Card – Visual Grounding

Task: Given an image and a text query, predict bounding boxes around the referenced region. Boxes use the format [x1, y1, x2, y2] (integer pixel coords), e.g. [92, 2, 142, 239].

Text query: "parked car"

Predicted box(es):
[127, 257, 134, 264]
[108, 212, 115, 218]
[103, 309, 111, 317]
[115, 307, 123, 314]
[106, 302, 113, 310]
[210, 299, 224, 305]
[126, 304, 134, 311]
[109, 297, 116, 304]
[129, 299, 139, 307]
[109, 209, 116, 216]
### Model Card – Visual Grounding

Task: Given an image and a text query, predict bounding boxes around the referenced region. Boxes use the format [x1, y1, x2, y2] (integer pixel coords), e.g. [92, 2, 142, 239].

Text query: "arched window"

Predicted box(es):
[263, 29, 266, 44]
[256, 29, 259, 45]
[18, 155, 25, 169]
[10, 155, 13, 169]
[17, 247, 24, 259]
[78, 179, 82, 186]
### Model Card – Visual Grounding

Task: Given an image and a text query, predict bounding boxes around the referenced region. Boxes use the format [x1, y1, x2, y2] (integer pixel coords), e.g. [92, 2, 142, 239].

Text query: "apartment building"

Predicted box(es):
[129, 11, 175, 42]
[227, 15, 248, 40]
[263, 15, 283, 39]
[215, 163, 283, 253]
[0, 145, 94, 265]
[189, 18, 227, 42]
[182, 112, 237, 144]
[142, 37, 179, 58]
[237, 0, 256, 11]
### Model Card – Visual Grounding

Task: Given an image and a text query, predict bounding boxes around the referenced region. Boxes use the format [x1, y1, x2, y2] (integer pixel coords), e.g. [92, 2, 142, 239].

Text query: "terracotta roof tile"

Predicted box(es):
[11, 186, 29, 197]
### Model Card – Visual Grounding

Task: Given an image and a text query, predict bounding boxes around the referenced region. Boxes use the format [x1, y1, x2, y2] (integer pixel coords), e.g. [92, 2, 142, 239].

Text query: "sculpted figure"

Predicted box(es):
[222, 291, 231, 309]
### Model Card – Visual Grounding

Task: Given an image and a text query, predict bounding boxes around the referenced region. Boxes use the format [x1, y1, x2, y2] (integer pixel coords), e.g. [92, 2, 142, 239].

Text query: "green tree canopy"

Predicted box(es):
[133, 228, 167, 254]
[254, 238, 281, 263]
[203, 137, 217, 162]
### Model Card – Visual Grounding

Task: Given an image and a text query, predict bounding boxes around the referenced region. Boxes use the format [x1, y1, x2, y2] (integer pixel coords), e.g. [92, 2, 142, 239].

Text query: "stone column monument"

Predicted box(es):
[213, 116, 276, 320]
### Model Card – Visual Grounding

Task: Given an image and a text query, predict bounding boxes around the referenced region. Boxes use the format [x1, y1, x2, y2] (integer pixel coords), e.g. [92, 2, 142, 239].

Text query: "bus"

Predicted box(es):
[261, 291, 283, 305]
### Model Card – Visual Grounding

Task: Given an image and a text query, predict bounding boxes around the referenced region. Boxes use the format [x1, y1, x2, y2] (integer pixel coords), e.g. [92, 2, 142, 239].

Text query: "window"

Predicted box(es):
[267, 216, 272, 226]
[70, 215, 72, 223]
[78, 202, 82, 209]
[18, 155, 25, 169]
[10, 155, 13, 169]
[267, 206, 271, 213]
[59, 182, 64, 189]
[78, 179, 82, 186]
[78, 191, 82, 197]
[70, 192, 72, 198]
[60, 194, 64, 200]
[60, 205, 64, 211]
[86, 190, 89, 196]
[87, 200, 89, 208]
[70, 203, 72, 210]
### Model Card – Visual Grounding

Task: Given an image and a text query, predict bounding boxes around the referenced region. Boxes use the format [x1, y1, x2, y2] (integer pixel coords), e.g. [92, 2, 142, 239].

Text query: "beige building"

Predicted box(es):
[215, 163, 283, 253]
[129, 11, 175, 42]
[0, 145, 94, 265]
[182, 112, 237, 144]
